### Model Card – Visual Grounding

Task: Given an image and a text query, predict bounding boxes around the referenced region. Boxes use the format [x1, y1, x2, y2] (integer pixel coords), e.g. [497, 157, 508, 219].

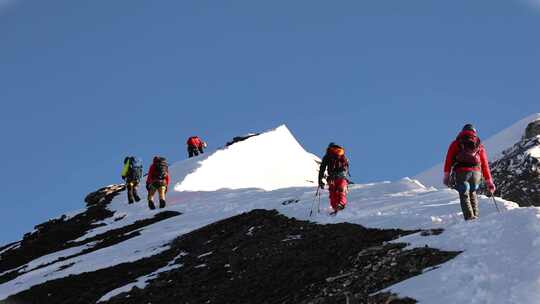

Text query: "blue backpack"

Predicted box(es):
[127, 157, 143, 181]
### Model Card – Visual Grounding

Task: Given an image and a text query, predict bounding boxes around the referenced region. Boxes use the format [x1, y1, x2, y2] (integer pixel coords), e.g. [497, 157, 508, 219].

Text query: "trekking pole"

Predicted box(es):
[491, 194, 501, 213]
[310, 187, 319, 217]
[317, 187, 321, 214]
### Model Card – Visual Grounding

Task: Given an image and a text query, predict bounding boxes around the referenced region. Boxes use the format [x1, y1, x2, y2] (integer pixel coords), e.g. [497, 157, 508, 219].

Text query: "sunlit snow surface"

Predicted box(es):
[528, 145, 540, 158]
[0, 125, 538, 304]
[173, 125, 320, 191]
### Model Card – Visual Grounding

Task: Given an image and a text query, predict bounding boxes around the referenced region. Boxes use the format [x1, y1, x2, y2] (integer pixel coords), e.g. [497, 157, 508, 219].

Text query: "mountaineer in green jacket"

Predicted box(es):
[121, 156, 143, 204]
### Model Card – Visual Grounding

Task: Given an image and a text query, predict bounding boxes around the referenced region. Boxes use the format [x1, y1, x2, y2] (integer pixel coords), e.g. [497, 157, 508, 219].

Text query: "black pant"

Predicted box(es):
[188, 146, 204, 158]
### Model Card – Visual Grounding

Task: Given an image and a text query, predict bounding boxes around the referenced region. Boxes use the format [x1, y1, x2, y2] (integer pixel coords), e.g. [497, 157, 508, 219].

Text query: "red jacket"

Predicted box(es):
[187, 136, 203, 148]
[146, 163, 170, 186]
[444, 130, 493, 181]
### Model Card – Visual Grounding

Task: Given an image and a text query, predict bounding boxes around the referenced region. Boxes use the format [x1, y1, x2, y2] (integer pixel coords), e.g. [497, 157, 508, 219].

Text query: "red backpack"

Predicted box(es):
[454, 132, 481, 168]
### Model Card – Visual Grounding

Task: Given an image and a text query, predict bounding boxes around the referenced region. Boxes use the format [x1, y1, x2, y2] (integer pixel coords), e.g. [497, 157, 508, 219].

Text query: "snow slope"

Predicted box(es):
[2, 124, 540, 304]
[415, 113, 540, 188]
[173, 125, 320, 191]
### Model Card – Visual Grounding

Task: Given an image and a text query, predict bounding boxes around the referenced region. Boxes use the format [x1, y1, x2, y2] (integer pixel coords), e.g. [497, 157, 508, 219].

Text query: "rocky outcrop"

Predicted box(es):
[85, 184, 125, 207]
[490, 120, 540, 206]
[225, 133, 261, 147]
[525, 119, 540, 139]
[0, 185, 181, 289]
[3, 210, 458, 304]
[0, 185, 122, 278]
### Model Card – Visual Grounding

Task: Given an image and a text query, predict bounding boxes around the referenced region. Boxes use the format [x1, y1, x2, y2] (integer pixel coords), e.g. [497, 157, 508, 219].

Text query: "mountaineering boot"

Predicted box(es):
[329, 201, 346, 216]
[470, 192, 479, 218]
[148, 200, 156, 210]
[159, 199, 166, 208]
[134, 192, 141, 202]
[459, 192, 474, 220]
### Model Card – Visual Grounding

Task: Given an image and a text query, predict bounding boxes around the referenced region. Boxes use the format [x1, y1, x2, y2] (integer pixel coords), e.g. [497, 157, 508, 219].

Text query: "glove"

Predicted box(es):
[486, 180, 496, 193]
[443, 172, 450, 187]
[318, 181, 325, 189]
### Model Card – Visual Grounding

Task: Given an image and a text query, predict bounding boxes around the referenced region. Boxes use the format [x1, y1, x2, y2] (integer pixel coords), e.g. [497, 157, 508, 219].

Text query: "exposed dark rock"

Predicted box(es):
[2, 249, 179, 304]
[103, 210, 458, 304]
[3, 209, 457, 304]
[0, 185, 122, 276]
[85, 184, 126, 207]
[525, 119, 540, 139]
[0, 242, 18, 254]
[488, 121, 540, 206]
[282, 198, 301, 205]
[420, 228, 444, 237]
[0, 185, 182, 286]
[226, 133, 261, 147]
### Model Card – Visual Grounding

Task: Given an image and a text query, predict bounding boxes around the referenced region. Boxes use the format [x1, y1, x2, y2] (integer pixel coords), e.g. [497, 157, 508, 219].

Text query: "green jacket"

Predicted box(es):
[121, 159, 131, 179]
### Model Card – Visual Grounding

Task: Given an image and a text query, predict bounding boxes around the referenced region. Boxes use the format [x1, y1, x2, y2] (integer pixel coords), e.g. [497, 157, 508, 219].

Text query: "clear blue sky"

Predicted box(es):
[1, 0, 539, 244]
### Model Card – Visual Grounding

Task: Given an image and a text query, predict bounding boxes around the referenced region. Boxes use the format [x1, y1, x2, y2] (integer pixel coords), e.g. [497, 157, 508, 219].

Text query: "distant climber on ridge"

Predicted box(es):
[146, 156, 170, 210]
[186, 136, 207, 158]
[121, 156, 143, 204]
[318, 143, 350, 215]
[443, 124, 495, 220]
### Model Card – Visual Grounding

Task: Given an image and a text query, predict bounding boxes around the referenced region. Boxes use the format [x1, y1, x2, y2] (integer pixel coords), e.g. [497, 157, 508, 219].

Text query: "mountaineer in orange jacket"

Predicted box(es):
[318, 143, 349, 214]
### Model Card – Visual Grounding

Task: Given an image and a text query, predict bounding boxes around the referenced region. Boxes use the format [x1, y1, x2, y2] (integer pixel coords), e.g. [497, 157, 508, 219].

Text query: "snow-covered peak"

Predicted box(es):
[171, 125, 320, 192]
[415, 113, 540, 187]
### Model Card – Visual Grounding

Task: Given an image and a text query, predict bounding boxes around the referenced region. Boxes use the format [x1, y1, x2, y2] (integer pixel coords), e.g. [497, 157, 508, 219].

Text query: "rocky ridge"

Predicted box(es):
[490, 119, 540, 206]
[0, 184, 182, 300]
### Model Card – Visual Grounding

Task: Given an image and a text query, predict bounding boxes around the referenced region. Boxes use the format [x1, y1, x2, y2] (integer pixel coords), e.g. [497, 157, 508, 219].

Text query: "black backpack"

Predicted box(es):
[127, 157, 143, 181]
[153, 157, 169, 180]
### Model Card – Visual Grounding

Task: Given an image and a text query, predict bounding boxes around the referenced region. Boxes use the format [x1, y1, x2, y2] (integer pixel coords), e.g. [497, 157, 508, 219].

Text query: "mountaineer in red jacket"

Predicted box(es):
[443, 124, 495, 220]
[146, 156, 170, 210]
[186, 136, 206, 158]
